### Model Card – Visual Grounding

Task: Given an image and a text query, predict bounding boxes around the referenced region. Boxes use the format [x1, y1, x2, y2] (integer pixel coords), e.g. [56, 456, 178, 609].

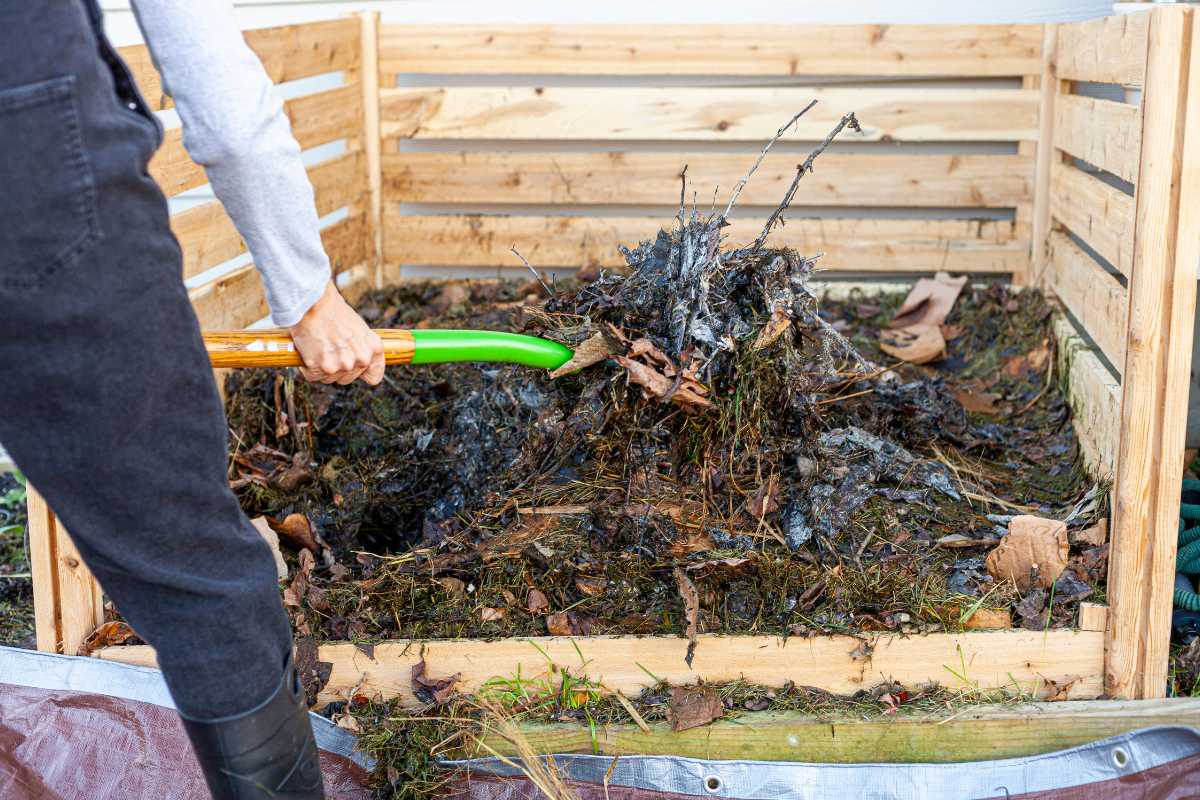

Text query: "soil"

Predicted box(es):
[223, 272, 1107, 648]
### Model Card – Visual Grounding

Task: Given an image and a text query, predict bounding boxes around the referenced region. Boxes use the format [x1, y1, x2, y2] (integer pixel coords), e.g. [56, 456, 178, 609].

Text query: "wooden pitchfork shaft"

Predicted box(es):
[204, 330, 416, 368]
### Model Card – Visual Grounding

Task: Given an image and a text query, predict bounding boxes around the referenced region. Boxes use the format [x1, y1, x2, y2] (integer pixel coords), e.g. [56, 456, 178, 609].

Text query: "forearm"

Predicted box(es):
[129, 0, 329, 327]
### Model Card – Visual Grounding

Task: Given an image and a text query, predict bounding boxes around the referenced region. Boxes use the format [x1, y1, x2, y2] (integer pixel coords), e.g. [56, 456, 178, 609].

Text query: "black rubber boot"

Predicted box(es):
[179, 653, 325, 799]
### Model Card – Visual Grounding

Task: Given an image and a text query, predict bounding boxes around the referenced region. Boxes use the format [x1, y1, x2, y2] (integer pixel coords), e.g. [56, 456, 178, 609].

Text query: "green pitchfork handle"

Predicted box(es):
[204, 329, 574, 371]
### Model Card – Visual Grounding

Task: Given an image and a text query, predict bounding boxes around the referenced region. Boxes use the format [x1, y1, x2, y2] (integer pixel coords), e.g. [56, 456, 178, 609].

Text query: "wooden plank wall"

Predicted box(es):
[376, 24, 1043, 282]
[121, 17, 373, 328]
[1035, 8, 1200, 700]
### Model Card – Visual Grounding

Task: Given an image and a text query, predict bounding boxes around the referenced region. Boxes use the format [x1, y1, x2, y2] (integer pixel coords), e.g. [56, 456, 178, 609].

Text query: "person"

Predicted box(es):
[0, 2, 381, 797]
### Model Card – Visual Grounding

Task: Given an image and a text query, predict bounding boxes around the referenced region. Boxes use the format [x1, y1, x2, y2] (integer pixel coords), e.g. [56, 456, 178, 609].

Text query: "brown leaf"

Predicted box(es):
[274, 452, 314, 492]
[480, 606, 506, 622]
[545, 611, 592, 636]
[250, 516, 288, 580]
[879, 324, 945, 365]
[1003, 339, 1052, 378]
[615, 355, 712, 410]
[668, 530, 716, 556]
[549, 332, 616, 378]
[574, 576, 608, 597]
[298, 546, 316, 577]
[1073, 519, 1108, 547]
[411, 658, 460, 706]
[269, 513, 322, 554]
[753, 306, 792, 351]
[674, 567, 701, 667]
[80, 620, 137, 655]
[526, 588, 550, 613]
[986, 515, 1070, 591]
[889, 273, 967, 329]
[667, 686, 724, 732]
[1041, 675, 1079, 702]
[749, 475, 780, 519]
[329, 563, 351, 582]
[954, 389, 1002, 415]
[962, 608, 1012, 630]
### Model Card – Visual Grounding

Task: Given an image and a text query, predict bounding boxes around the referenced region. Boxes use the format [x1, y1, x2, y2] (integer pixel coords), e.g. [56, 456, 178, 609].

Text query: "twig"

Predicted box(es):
[721, 100, 818, 221]
[753, 112, 861, 250]
[511, 246, 554, 297]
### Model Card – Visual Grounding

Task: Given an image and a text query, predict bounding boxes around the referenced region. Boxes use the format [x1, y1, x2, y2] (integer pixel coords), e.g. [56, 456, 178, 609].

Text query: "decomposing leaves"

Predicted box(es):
[549, 331, 617, 378]
[411, 657, 460, 706]
[80, 620, 137, 655]
[295, 636, 332, 707]
[986, 515, 1069, 591]
[752, 305, 792, 350]
[954, 388, 1003, 415]
[1041, 675, 1078, 702]
[269, 512, 323, 554]
[574, 576, 608, 597]
[748, 475, 780, 519]
[480, 606, 506, 622]
[526, 588, 550, 612]
[666, 686, 724, 732]
[615, 355, 712, 410]
[545, 611, 592, 636]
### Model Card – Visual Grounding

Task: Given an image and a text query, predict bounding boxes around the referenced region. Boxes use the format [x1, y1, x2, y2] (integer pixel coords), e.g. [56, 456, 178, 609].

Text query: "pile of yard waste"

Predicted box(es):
[212, 112, 1111, 792]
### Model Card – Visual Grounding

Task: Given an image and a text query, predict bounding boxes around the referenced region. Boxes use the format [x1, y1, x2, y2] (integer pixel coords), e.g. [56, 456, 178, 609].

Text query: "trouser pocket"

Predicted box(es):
[0, 74, 101, 294]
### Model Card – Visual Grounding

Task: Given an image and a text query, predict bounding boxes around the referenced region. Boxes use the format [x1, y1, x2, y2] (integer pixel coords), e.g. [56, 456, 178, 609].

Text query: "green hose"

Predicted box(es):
[409, 329, 573, 371]
[1176, 480, 1200, 610]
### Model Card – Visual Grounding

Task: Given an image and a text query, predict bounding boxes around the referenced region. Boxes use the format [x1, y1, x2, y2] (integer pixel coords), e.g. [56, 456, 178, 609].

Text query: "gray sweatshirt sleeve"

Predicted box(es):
[129, 0, 331, 328]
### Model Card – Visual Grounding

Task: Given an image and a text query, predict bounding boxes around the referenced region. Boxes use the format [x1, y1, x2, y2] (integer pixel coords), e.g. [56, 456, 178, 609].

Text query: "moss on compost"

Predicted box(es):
[224, 272, 1107, 647]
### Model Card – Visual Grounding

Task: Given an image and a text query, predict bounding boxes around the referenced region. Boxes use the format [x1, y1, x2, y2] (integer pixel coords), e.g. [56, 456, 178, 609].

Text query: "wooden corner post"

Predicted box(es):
[355, 11, 384, 290]
[1107, 5, 1200, 699]
[26, 485, 105, 655]
[1029, 23, 1061, 289]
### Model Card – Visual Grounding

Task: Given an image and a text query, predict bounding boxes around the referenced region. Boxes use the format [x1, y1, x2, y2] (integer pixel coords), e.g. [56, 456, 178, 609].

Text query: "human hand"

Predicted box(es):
[288, 281, 385, 385]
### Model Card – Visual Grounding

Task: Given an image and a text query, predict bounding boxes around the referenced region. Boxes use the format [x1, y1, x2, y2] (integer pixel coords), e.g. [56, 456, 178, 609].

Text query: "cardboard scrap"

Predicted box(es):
[889, 272, 968, 330]
[667, 686, 724, 732]
[986, 514, 1069, 591]
[879, 323, 945, 365]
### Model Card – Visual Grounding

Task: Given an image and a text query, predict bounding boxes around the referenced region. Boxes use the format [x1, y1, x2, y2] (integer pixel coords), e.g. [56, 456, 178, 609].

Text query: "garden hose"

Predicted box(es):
[203, 329, 574, 372]
[1175, 479, 1200, 612]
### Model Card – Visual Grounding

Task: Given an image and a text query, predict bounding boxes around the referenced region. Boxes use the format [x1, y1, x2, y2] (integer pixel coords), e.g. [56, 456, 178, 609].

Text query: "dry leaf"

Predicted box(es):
[549, 332, 616, 378]
[879, 324, 945, 365]
[667, 686, 724, 732]
[1042, 676, 1079, 702]
[80, 620, 137, 655]
[480, 606, 506, 622]
[1073, 519, 1108, 547]
[437, 576, 467, 599]
[1003, 338, 1052, 377]
[986, 515, 1070, 591]
[668, 530, 717, 556]
[335, 714, 361, 733]
[749, 475, 780, 519]
[546, 612, 573, 636]
[250, 516, 288, 580]
[574, 576, 608, 597]
[753, 305, 792, 350]
[526, 588, 550, 612]
[411, 658, 460, 705]
[615, 355, 712, 410]
[269, 513, 322, 554]
[954, 389, 1002, 415]
[963, 608, 1012, 630]
[889, 273, 967, 329]
[674, 567, 701, 667]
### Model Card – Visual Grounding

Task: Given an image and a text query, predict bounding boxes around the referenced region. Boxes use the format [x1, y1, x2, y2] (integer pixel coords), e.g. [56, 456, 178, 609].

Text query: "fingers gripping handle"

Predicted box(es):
[204, 330, 415, 368]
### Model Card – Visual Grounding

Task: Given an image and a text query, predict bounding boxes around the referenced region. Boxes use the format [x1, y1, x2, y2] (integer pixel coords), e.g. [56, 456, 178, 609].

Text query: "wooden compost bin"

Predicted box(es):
[23, 9, 1200, 751]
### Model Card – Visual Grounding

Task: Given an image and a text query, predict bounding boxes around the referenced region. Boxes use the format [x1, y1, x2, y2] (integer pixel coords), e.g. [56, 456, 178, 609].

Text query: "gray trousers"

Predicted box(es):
[0, 0, 292, 718]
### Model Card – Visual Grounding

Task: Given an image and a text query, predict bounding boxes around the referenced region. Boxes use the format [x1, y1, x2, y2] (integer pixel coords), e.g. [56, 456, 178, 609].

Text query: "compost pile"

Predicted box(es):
[224, 113, 1105, 656]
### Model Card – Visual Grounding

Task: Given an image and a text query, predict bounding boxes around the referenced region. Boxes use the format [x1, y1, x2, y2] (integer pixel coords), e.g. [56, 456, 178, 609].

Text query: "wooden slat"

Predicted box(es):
[356, 12, 384, 289]
[117, 19, 359, 112]
[1053, 94, 1142, 183]
[1046, 231, 1128, 369]
[54, 519, 104, 656]
[380, 87, 1039, 142]
[383, 153, 1033, 208]
[26, 486, 60, 653]
[478, 699, 1200, 763]
[95, 628, 1105, 708]
[149, 84, 363, 198]
[188, 213, 369, 330]
[1030, 24, 1062, 288]
[174, 152, 364, 280]
[379, 24, 1043, 77]
[384, 213, 1027, 274]
[1057, 12, 1150, 87]
[1108, 5, 1196, 700]
[1049, 161, 1135, 278]
[1053, 315, 1120, 478]
[1078, 603, 1109, 632]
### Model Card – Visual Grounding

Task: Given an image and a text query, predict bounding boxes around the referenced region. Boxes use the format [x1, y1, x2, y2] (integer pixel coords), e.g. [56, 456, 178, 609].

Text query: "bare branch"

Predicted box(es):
[510, 245, 554, 297]
[721, 99, 818, 221]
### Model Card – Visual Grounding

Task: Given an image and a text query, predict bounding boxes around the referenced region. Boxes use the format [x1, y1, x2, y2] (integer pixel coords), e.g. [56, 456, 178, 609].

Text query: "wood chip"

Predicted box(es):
[986, 514, 1070, 591]
[879, 323, 945, 365]
[666, 686, 724, 732]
